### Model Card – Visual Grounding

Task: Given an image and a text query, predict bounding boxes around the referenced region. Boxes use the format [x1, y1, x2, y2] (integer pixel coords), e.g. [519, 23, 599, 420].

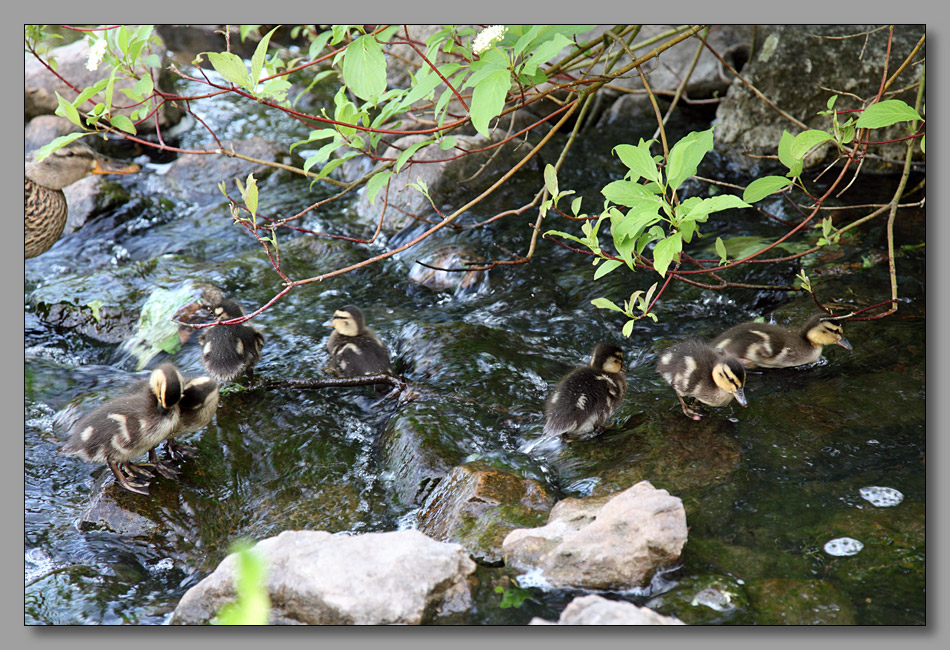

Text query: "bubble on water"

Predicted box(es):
[25, 548, 56, 584]
[859, 486, 904, 507]
[149, 558, 175, 574]
[824, 537, 864, 556]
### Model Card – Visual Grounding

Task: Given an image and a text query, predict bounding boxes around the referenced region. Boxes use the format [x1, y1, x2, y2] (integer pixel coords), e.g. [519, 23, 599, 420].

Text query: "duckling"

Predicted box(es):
[25, 140, 140, 258]
[162, 375, 220, 462]
[656, 339, 748, 421]
[711, 313, 852, 369]
[543, 343, 627, 441]
[327, 305, 394, 382]
[199, 299, 265, 382]
[61, 363, 184, 495]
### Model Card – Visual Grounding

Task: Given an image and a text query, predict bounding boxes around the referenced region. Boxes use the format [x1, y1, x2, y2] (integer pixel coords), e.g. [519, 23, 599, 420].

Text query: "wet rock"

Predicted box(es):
[354, 133, 528, 233]
[502, 480, 687, 590]
[25, 36, 182, 129]
[156, 25, 260, 60]
[407, 245, 490, 296]
[28, 272, 142, 344]
[645, 574, 751, 625]
[76, 486, 160, 536]
[377, 401, 462, 505]
[530, 594, 685, 625]
[745, 578, 857, 625]
[162, 137, 287, 204]
[416, 461, 555, 565]
[714, 25, 925, 173]
[169, 529, 477, 625]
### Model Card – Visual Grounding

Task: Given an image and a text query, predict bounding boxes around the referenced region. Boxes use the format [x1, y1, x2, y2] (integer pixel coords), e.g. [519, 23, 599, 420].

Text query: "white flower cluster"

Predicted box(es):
[472, 25, 507, 56]
[85, 38, 108, 72]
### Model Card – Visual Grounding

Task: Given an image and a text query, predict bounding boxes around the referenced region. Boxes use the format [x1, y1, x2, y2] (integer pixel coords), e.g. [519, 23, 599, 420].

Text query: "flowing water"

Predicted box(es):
[24, 72, 925, 625]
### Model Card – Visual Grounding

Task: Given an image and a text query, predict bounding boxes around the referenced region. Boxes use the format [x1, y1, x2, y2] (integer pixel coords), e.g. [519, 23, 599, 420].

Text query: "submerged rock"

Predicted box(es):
[745, 578, 857, 625]
[645, 574, 751, 625]
[416, 461, 555, 565]
[169, 529, 476, 625]
[502, 480, 687, 590]
[407, 245, 490, 296]
[530, 594, 685, 625]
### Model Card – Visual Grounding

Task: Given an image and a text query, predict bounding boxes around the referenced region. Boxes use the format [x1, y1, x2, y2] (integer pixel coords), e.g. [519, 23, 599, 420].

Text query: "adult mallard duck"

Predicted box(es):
[25, 140, 140, 258]
[656, 339, 748, 421]
[326, 305, 394, 382]
[61, 363, 184, 495]
[199, 299, 265, 382]
[711, 313, 852, 369]
[543, 342, 627, 441]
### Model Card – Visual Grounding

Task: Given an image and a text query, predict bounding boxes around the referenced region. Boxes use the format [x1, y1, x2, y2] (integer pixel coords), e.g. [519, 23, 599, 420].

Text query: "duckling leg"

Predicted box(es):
[123, 462, 155, 479]
[164, 439, 197, 462]
[148, 448, 181, 479]
[676, 394, 705, 421]
[108, 460, 150, 495]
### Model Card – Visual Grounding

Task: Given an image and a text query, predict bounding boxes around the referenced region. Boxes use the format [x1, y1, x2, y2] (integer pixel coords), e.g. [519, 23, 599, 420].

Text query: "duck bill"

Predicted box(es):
[836, 337, 853, 350]
[92, 157, 141, 176]
[733, 388, 748, 407]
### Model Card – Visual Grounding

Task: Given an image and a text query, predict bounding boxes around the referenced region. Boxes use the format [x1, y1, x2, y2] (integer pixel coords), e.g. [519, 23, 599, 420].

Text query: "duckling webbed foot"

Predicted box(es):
[109, 461, 150, 495]
[148, 449, 181, 479]
[123, 462, 156, 480]
[164, 440, 197, 463]
[677, 394, 705, 421]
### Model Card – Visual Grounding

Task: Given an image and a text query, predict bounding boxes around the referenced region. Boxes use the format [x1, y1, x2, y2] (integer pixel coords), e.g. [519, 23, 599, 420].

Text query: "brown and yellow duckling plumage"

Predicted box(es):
[656, 338, 748, 421]
[543, 342, 626, 441]
[162, 375, 219, 462]
[61, 363, 184, 495]
[25, 140, 140, 259]
[711, 313, 852, 369]
[199, 299, 265, 382]
[327, 305, 394, 381]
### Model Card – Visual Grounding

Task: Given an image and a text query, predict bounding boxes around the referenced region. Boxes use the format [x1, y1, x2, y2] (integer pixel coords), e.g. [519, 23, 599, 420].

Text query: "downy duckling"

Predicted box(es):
[327, 305, 394, 380]
[61, 363, 184, 495]
[162, 376, 219, 462]
[711, 313, 852, 369]
[543, 343, 626, 441]
[200, 299, 265, 382]
[25, 140, 140, 258]
[656, 339, 747, 421]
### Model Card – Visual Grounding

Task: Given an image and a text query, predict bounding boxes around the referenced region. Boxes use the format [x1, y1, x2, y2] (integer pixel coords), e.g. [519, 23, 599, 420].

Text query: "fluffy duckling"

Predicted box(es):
[199, 299, 265, 382]
[25, 140, 140, 258]
[543, 343, 627, 441]
[656, 339, 748, 421]
[162, 376, 220, 462]
[61, 363, 184, 495]
[711, 313, 852, 369]
[327, 305, 394, 380]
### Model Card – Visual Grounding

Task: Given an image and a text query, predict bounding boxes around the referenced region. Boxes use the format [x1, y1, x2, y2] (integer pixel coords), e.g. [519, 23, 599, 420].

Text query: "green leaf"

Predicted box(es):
[855, 99, 923, 129]
[826, 94, 838, 110]
[244, 173, 259, 218]
[652, 232, 682, 278]
[543, 164, 558, 196]
[251, 27, 279, 87]
[677, 194, 750, 222]
[438, 135, 457, 150]
[593, 258, 623, 280]
[570, 196, 583, 217]
[513, 25, 544, 57]
[342, 34, 387, 103]
[666, 127, 714, 192]
[35, 132, 89, 161]
[395, 138, 433, 172]
[621, 319, 635, 337]
[469, 68, 511, 137]
[545, 229, 590, 248]
[214, 543, 271, 625]
[54, 91, 82, 127]
[613, 141, 660, 185]
[611, 206, 662, 245]
[743, 176, 794, 203]
[777, 130, 803, 177]
[521, 33, 571, 76]
[790, 129, 833, 160]
[715, 236, 728, 264]
[207, 51, 252, 89]
[591, 297, 624, 313]
[920, 134, 925, 154]
[109, 114, 137, 134]
[364, 170, 393, 205]
[132, 73, 154, 101]
[602, 179, 662, 209]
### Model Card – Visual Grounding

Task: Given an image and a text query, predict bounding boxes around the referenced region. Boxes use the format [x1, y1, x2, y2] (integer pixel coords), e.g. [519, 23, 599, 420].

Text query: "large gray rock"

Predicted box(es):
[714, 24, 925, 172]
[25, 36, 182, 129]
[530, 594, 685, 625]
[169, 529, 476, 625]
[502, 480, 687, 590]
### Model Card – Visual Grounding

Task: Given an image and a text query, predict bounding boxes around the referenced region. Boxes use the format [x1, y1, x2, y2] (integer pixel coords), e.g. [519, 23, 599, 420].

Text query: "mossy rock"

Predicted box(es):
[645, 574, 752, 625]
[746, 578, 857, 624]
